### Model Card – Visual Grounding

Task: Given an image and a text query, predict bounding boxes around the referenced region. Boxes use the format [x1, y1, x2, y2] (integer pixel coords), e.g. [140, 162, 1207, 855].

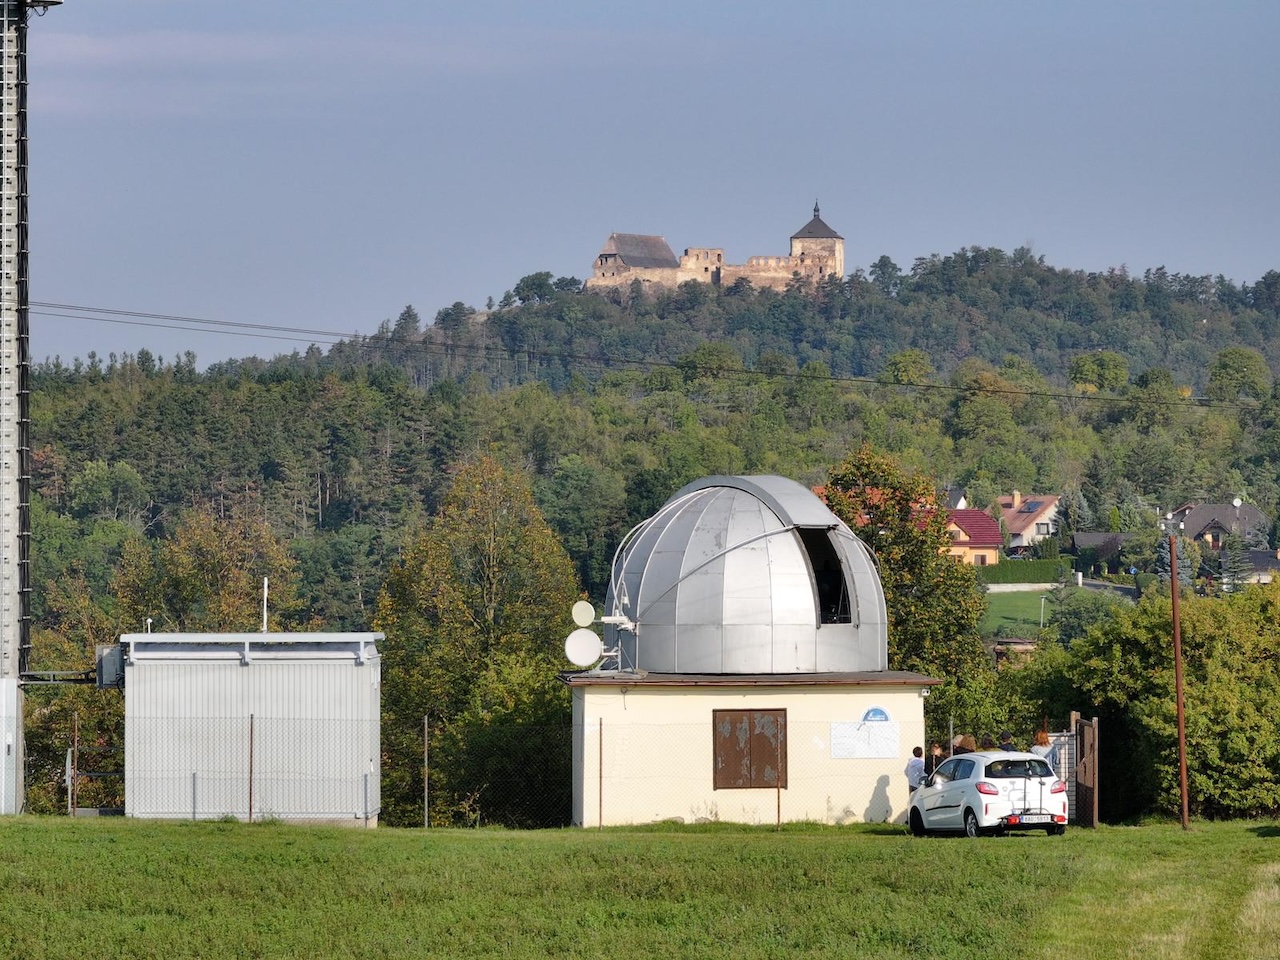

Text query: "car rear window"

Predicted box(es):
[984, 758, 1054, 779]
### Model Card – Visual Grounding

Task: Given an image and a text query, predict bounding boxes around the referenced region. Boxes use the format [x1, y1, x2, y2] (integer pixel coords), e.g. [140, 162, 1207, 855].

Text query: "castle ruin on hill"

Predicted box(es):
[584, 203, 844, 294]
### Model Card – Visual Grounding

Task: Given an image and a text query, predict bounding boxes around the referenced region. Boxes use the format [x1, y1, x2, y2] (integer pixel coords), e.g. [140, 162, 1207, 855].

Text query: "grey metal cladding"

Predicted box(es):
[607, 476, 888, 675]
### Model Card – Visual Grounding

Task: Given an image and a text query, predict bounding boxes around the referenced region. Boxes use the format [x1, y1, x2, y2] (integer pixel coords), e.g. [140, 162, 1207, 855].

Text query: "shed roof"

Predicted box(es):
[120, 632, 382, 664]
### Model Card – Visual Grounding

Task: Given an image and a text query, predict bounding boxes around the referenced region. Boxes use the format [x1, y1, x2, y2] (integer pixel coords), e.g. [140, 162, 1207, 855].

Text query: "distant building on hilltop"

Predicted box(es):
[585, 203, 844, 294]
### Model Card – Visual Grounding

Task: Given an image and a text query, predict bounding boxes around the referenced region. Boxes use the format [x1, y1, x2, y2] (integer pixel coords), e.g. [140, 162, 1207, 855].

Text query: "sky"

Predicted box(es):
[25, 0, 1280, 367]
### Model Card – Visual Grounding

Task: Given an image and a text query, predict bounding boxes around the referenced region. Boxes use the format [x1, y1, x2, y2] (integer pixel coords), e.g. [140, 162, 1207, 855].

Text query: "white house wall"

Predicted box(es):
[571, 683, 926, 827]
[125, 657, 380, 823]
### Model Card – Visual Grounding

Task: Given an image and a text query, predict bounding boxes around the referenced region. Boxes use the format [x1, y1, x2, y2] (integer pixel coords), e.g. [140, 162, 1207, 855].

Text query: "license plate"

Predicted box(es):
[1019, 814, 1051, 823]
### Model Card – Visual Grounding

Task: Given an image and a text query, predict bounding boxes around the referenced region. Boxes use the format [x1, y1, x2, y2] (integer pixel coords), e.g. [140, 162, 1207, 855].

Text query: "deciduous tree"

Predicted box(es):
[823, 445, 993, 741]
[374, 455, 580, 826]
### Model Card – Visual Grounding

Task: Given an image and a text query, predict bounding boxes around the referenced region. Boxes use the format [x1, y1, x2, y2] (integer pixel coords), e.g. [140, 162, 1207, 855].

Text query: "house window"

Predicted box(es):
[713, 709, 786, 789]
[974, 554, 988, 566]
[1035, 523, 1050, 536]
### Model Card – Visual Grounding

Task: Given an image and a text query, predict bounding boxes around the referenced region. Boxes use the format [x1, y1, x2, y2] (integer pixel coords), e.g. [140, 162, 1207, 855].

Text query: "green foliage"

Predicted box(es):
[113, 499, 307, 632]
[823, 445, 993, 742]
[1206, 346, 1270, 401]
[1060, 581, 1280, 820]
[374, 455, 580, 827]
[1217, 532, 1252, 592]
[1047, 585, 1133, 646]
[974, 559, 1069, 584]
[1154, 535, 1200, 587]
[1068, 350, 1129, 391]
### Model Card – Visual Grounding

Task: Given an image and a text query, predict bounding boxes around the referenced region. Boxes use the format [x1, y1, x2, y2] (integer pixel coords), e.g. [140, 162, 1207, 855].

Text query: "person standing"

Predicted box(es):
[1030, 729, 1061, 776]
[905, 747, 926, 793]
[924, 741, 944, 776]
[998, 730, 1017, 752]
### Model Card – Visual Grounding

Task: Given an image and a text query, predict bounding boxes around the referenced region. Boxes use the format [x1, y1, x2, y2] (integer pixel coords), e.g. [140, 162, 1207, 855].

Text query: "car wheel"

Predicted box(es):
[909, 809, 926, 837]
[963, 809, 981, 838]
[1048, 824, 1066, 836]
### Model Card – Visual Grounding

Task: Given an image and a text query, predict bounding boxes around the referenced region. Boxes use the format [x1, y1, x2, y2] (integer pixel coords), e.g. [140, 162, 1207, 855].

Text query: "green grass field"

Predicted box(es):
[981, 590, 1051, 638]
[1, 818, 1277, 959]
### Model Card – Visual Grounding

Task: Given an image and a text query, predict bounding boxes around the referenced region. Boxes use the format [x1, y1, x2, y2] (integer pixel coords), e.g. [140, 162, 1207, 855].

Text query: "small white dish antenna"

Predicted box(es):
[571, 600, 596, 628]
[1232, 497, 1243, 508]
[565, 628, 604, 668]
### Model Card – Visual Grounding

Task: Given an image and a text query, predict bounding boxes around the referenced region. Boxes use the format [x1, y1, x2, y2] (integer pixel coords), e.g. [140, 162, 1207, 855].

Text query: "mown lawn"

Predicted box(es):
[1, 818, 1277, 959]
[981, 589, 1051, 638]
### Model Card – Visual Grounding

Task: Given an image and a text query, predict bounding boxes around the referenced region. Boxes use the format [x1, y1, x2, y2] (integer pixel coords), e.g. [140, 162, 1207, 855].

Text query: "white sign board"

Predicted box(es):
[831, 718, 901, 759]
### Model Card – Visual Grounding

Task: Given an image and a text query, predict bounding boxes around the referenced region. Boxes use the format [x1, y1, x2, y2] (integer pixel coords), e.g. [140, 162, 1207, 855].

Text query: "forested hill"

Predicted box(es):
[200, 247, 1278, 395]
[30, 246, 1280, 626]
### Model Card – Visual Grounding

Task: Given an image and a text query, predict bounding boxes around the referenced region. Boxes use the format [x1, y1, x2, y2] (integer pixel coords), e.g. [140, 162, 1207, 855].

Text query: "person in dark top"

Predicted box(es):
[924, 741, 945, 776]
[998, 730, 1017, 752]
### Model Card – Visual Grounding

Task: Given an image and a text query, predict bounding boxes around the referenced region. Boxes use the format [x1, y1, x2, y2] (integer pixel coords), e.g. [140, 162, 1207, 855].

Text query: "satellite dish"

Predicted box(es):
[571, 600, 596, 628]
[1233, 497, 1243, 508]
[564, 628, 604, 667]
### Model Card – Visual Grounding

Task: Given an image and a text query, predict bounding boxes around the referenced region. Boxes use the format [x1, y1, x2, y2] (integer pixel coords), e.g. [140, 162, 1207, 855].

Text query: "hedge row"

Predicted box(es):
[975, 559, 1071, 584]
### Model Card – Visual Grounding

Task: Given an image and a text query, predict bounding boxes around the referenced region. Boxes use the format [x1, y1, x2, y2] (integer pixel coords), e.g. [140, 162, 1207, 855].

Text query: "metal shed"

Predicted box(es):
[120, 632, 382, 825]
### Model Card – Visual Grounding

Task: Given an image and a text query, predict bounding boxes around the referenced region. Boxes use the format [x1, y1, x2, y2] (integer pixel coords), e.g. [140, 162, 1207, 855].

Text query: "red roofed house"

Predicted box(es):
[946, 509, 1004, 566]
[999, 491, 1061, 552]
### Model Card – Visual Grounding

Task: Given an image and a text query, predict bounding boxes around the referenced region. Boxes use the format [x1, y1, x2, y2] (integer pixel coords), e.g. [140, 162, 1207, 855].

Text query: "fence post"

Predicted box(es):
[423, 715, 429, 829]
[775, 728, 782, 831]
[192, 772, 197, 821]
[72, 712, 79, 816]
[248, 713, 255, 823]
[597, 717, 603, 830]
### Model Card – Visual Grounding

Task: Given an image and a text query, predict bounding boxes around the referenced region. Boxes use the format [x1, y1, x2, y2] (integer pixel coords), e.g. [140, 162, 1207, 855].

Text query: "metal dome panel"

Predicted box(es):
[606, 476, 888, 674]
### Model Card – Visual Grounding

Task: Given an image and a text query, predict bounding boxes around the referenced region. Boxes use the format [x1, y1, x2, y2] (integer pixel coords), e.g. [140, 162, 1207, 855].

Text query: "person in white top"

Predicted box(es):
[1030, 729, 1061, 777]
[905, 746, 926, 792]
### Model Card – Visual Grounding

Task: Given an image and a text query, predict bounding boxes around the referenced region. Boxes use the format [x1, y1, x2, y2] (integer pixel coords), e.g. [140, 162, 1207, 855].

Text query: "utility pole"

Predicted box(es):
[1169, 536, 1190, 829]
[0, 0, 59, 816]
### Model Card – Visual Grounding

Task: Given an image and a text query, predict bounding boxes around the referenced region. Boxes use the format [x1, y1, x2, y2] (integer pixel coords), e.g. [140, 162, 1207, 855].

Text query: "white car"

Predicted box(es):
[909, 751, 1068, 837]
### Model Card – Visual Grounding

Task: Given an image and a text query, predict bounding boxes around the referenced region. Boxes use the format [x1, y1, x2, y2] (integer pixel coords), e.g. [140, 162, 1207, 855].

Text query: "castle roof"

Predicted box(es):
[599, 233, 680, 269]
[791, 201, 843, 240]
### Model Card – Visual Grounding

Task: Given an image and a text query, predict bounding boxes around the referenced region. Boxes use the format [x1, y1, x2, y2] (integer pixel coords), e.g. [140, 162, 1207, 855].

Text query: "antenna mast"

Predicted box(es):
[1, 0, 60, 816]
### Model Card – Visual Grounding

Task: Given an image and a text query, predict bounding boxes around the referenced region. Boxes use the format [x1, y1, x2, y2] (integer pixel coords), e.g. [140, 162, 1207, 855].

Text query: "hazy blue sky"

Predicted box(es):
[27, 0, 1280, 366]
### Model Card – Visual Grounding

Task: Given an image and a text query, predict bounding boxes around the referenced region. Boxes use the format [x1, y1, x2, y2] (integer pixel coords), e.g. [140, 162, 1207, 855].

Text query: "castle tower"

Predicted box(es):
[789, 201, 844, 282]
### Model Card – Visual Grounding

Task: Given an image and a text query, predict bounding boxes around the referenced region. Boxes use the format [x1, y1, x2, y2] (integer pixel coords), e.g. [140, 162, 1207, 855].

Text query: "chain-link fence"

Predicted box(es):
[53, 716, 1084, 830]
[123, 715, 380, 825]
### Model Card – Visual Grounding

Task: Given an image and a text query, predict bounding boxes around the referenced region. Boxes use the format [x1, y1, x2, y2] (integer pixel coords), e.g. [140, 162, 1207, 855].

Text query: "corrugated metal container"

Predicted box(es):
[121, 633, 381, 825]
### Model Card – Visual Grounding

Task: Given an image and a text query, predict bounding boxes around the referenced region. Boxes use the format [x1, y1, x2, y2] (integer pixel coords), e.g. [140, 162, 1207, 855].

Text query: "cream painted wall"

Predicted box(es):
[571, 682, 927, 827]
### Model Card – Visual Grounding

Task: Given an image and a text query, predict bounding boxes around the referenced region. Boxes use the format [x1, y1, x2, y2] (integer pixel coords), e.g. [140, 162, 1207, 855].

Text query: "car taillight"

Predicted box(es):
[1050, 780, 1067, 794]
[976, 781, 999, 796]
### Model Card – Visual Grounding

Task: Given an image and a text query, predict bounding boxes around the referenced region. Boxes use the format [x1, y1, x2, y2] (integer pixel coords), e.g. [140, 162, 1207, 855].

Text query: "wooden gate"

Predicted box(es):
[1070, 710, 1099, 828]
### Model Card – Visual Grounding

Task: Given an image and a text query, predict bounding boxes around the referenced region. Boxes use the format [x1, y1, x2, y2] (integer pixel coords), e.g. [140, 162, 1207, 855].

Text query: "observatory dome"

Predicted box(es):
[605, 476, 887, 674]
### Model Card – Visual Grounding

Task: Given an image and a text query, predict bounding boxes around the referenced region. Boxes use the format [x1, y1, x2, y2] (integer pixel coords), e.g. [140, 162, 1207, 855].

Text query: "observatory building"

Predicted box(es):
[565, 476, 938, 827]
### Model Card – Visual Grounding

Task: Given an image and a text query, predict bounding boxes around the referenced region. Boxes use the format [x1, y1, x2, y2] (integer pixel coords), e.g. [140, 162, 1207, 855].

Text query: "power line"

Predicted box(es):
[30, 300, 1256, 412]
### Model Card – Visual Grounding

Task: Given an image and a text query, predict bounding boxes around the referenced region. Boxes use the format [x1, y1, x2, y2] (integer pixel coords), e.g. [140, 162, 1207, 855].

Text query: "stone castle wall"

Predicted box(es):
[586, 225, 843, 294]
